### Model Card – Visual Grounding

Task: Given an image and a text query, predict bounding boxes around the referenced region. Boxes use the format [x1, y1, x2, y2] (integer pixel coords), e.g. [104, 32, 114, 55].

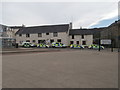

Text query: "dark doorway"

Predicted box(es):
[70, 41, 74, 44]
[82, 41, 86, 45]
[50, 39, 54, 43]
[57, 39, 61, 42]
[76, 41, 79, 45]
[38, 40, 45, 44]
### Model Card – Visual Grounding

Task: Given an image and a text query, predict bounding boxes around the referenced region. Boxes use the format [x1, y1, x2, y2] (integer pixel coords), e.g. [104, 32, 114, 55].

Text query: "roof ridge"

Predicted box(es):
[25, 24, 69, 28]
[16, 24, 69, 34]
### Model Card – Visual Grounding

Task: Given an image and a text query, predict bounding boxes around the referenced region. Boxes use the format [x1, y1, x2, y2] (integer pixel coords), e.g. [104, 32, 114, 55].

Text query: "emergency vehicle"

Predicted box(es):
[51, 42, 67, 48]
[37, 43, 49, 48]
[88, 44, 104, 49]
[22, 42, 37, 48]
[70, 44, 84, 49]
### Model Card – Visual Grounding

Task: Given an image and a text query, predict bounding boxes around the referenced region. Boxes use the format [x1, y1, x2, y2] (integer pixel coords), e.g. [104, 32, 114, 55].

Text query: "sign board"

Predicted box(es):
[101, 39, 111, 44]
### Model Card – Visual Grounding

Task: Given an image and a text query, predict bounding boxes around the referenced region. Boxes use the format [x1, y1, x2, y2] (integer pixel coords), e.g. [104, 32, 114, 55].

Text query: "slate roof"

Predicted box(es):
[69, 29, 100, 35]
[9, 26, 23, 29]
[16, 24, 69, 34]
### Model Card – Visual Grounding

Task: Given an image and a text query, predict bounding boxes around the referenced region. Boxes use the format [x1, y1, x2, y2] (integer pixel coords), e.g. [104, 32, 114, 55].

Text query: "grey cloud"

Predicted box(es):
[1, 2, 118, 28]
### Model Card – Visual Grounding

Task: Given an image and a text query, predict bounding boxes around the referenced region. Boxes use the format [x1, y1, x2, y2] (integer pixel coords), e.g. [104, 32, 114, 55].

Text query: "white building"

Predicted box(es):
[15, 23, 94, 46]
[69, 29, 93, 46]
[0, 24, 16, 48]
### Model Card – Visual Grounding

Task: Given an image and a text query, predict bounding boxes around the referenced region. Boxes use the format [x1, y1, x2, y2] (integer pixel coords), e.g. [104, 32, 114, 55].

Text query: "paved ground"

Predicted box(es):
[2, 49, 118, 88]
[2, 48, 61, 55]
[0, 53, 2, 89]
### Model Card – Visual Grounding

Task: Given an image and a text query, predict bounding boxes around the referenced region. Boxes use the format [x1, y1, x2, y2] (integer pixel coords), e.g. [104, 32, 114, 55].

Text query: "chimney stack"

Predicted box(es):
[69, 22, 72, 29]
[80, 26, 82, 29]
[22, 24, 25, 27]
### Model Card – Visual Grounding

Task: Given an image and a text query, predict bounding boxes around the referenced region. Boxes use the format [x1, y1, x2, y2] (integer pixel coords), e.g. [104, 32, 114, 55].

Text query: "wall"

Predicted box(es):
[100, 21, 119, 47]
[16, 32, 69, 45]
[69, 35, 93, 45]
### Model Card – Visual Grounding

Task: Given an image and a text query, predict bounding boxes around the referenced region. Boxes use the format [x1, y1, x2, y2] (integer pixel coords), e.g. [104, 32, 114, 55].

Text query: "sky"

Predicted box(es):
[0, 0, 119, 28]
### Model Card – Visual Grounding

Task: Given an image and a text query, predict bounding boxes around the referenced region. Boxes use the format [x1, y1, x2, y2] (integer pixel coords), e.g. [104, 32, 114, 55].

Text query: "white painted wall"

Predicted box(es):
[16, 32, 93, 46]
[69, 35, 93, 45]
[16, 32, 69, 45]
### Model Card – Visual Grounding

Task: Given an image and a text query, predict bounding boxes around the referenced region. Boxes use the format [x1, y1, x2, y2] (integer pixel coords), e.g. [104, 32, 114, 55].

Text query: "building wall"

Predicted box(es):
[11, 28, 20, 38]
[16, 32, 69, 45]
[6, 30, 14, 38]
[1, 27, 16, 38]
[69, 35, 93, 45]
[0, 25, 16, 48]
[100, 21, 119, 47]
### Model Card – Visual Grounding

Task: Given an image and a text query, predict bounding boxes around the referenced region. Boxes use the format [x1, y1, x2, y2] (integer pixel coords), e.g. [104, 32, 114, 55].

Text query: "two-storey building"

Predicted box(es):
[15, 23, 94, 46]
[15, 24, 71, 46]
[69, 29, 93, 46]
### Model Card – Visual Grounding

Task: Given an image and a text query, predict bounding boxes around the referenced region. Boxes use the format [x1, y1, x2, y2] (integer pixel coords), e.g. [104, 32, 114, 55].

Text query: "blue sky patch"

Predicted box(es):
[90, 16, 118, 28]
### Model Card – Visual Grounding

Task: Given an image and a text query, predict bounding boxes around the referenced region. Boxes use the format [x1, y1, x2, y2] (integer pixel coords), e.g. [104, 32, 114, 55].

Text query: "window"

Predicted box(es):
[76, 41, 79, 45]
[72, 35, 74, 39]
[82, 41, 86, 45]
[26, 34, 30, 37]
[19, 34, 22, 37]
[53, 32, 58, 37]
[32, 40, 36, 43]
[57, 39, 61, 42]
[70, 41, 74, 44]
[46, 33, 49, 35]
[26, 40, 30, 42]
[82, 35, 84, 39]
[50, 39, 54, 43]
[38, 33, 42, 37]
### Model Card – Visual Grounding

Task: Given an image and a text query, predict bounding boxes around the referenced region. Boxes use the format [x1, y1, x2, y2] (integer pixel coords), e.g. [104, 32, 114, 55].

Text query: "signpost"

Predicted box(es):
[101, 39, 113, 52]
[101, 39, 111, 45]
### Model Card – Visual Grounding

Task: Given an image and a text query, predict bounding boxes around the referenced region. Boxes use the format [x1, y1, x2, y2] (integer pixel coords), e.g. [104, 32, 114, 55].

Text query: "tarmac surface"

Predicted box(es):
[2, 48, 118, 88]
[0, 53, 1, 89]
